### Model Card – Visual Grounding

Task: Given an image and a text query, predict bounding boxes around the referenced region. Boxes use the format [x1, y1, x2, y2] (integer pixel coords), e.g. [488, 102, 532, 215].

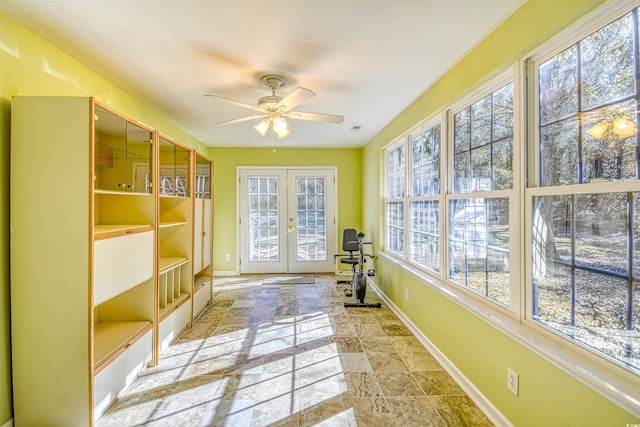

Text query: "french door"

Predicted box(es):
[239, 167, 336, 273]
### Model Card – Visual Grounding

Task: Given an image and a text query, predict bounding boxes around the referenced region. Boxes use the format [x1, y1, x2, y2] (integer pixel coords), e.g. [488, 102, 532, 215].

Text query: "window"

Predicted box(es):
[531, 9, 640, 370]
[381, 1, 640, 411]
[409, 125, 441, 272]
[383, 77, 515, 303]
[385, 122, 443, 272]
[385, 142, 405, 255]
[449, 79, 515, 306]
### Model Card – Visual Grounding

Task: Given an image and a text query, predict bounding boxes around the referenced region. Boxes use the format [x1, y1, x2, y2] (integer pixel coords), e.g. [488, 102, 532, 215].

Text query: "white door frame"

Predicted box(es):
[237, 166, 338, 274]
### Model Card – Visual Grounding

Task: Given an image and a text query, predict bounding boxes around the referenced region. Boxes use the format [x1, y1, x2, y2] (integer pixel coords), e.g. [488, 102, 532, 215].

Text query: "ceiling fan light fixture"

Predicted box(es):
[273, 117, 288, 132]
[275, 125, 291, 139]
[254, 119, 270, 136]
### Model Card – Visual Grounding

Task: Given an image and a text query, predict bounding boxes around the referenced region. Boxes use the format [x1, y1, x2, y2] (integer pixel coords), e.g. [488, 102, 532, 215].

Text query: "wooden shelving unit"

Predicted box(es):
[193, 152, 214, 318]
[9, 97, 214, 426]
[156, 134, 194, 354]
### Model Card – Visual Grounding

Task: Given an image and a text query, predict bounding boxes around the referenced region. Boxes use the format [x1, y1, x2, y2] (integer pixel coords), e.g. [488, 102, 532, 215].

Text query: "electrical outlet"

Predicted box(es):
[404, 287, 409, 300]
[507, 368, 519, 396]
[225, 253, 231, 261]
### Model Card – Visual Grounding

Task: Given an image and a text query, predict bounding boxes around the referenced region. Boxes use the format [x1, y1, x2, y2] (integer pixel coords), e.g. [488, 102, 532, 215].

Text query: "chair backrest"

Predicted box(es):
[342, 229, 359, 252]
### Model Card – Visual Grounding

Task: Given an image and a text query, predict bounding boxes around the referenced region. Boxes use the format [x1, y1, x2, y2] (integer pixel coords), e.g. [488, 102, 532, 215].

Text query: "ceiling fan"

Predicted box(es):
[204, 74, 344, 139]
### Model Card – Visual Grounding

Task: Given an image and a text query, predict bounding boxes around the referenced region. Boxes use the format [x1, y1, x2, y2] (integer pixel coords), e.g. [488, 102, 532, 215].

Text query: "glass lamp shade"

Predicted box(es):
[254, 119, 270, 137]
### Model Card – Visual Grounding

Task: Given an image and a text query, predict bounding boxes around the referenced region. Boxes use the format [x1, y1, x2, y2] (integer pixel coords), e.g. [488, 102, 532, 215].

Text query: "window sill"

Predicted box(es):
[377, 251, 640, 418]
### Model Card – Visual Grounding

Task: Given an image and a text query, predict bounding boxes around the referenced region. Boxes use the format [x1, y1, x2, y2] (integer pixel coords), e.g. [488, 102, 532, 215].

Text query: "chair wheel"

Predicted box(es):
[344, 289, 353, 297]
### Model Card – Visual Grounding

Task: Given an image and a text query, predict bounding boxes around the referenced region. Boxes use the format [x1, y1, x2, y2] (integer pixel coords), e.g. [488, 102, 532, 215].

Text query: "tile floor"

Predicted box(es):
[97, 275, 494, 426]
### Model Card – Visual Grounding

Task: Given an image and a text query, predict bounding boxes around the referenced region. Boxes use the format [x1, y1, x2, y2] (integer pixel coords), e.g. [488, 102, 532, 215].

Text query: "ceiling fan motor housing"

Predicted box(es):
[258, 95, 283, 109]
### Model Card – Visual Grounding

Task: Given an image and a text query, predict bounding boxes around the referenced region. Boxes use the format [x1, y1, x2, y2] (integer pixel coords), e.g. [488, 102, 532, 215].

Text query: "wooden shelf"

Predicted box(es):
[194, 274, 212, 291]
[94, 189, 154, 196]
[159, 194, 190, 199]
[158, 257, 189, 274]
[94, 320, 152, 370]
[159, 292, 190, 320]
[94, 224, 154, 240]
[159, 221, 188, 229]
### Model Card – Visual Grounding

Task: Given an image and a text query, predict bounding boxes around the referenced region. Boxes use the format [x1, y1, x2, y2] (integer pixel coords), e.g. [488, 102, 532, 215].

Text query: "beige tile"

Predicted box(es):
[329, 336, 363, 353]
[200, 399, 255, 427]
[376, 371, 425, 397]
[99, 275, 493, 427]
[347, 313, 378, 324]
[432, 395, 495, 426]
[343, 397, 392, 427]
[354, 323, 387, 337]
[386, 396, 447, 427]
[297, 372, 344, 407]
[337, 353, 374, 372]
[413, 370, 465, 396]
[299, 397, 348, 427]
[359, 336, 396, 353]
[399, 351, 443, 371]
[250, 394, 299, 427]
[338, 372, 384, 397]
[381, 324, 412, 336]
[392, 335, 426, 352]
[367, 352, 408, 372]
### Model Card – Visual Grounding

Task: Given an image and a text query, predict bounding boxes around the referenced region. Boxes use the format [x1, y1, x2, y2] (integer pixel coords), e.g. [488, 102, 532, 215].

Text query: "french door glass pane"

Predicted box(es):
[248, 176, 279, 261]
[296, 177, 326, 261]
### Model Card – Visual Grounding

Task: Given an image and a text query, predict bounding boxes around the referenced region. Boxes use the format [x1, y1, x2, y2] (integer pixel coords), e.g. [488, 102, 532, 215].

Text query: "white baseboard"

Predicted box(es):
[213, 270, 239, 277]
[368, 279, 513, 427]
[1, 418, 13, 427]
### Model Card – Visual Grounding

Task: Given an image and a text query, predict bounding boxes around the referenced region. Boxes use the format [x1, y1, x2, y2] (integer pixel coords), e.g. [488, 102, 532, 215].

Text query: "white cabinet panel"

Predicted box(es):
[159, 302, 191, 353]
[193, 283, 210, 319]
[93, 329, 153, 421]
[94, 231, 154, 305]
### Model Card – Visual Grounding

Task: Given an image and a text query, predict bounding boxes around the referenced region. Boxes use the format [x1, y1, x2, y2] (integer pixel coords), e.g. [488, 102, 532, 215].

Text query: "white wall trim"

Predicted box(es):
[368, 278, 514, 427]
[1, 418, 13, 427]
[213, 270, 239, 277]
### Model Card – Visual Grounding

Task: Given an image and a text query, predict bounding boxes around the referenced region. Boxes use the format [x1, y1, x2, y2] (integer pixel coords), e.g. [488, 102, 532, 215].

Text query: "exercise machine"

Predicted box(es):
[334, 229, 381, 308]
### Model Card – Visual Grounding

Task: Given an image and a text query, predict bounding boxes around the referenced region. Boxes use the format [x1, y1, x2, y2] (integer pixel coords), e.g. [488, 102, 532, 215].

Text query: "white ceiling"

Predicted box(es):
[0, 0, 525, 148]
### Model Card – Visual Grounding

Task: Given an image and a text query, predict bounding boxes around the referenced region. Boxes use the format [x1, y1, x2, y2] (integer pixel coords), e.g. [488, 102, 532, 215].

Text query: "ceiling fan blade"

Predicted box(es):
[204, 94, 263, 112]
[277, 87, 315, 112]
[216, 114, 266, 126]
[286, 111, 344, 124]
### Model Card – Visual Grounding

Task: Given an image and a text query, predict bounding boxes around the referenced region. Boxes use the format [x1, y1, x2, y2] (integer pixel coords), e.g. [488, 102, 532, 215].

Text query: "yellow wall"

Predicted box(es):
[0, 13, 210, 424]
[1, 0, 639, 425]
[208, 147, 362, 272]
[362, 0, 639, 425]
